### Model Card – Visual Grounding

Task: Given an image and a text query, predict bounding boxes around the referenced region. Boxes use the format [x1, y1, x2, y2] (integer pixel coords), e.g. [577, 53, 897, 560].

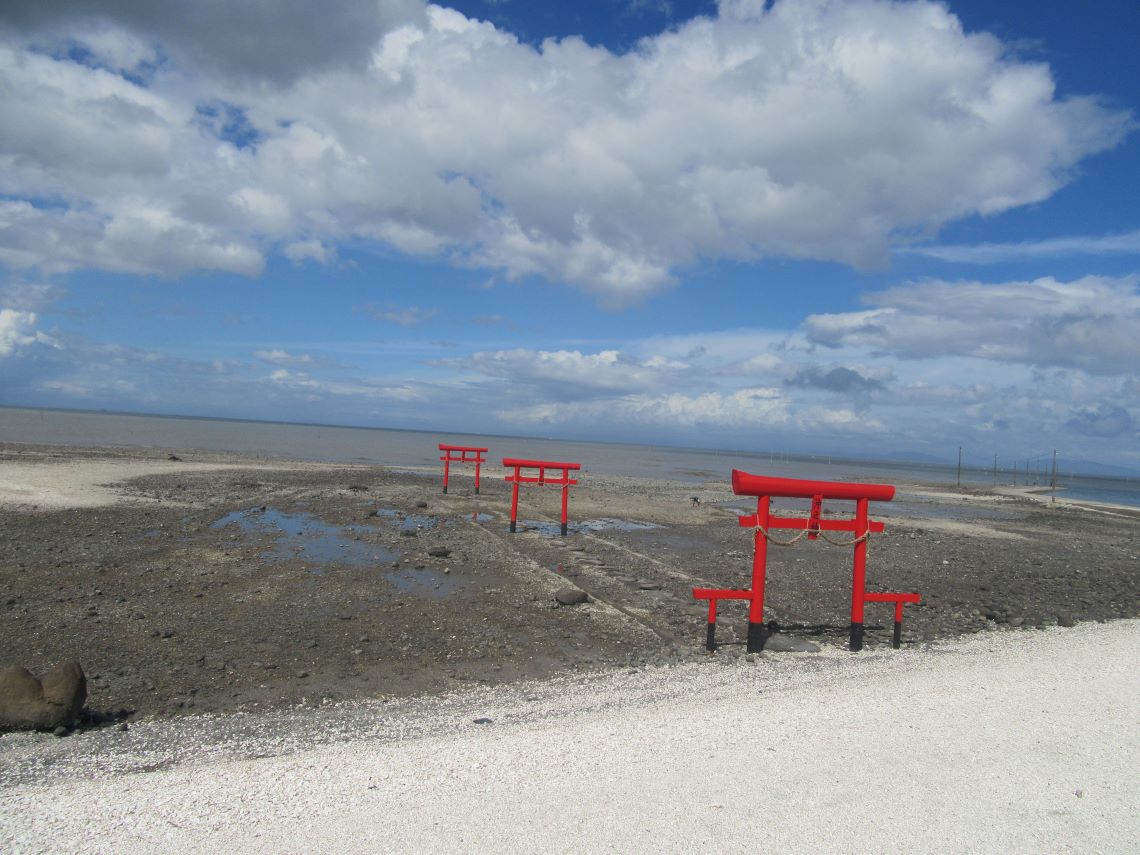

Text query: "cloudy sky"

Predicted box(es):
[1, 0, 1137, 470]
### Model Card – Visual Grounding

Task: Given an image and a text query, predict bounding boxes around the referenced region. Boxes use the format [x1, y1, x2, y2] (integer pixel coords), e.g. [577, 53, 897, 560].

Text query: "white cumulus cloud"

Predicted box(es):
[0, 307, 57, 356]
[0, 0, 1131, 300]
[804, 275, 1140, 375]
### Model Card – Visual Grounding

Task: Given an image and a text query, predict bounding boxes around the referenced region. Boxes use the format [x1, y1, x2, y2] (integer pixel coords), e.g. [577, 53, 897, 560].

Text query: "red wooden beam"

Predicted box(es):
[694, 468, 913, 654]
[438, 443, 489, 494]
[502, 458, 581, 536]
[731, 469, 895, 502]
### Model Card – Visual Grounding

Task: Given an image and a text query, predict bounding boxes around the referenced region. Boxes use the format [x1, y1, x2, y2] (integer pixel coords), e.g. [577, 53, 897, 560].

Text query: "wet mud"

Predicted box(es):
[1, 444, 1137, 724]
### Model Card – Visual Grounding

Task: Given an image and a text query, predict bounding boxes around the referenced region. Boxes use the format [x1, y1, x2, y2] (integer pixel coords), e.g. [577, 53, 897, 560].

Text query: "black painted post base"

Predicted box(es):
[442, 486, 447, 494]
[892, 620, 902, 649]
[509, 521, 517, 533]
[706, 622, 717, 652]
[560, 523, 568, 537]
[746, 621, 768, 653]
[474, 486, 479, 494]
[849, 621, 864, 652]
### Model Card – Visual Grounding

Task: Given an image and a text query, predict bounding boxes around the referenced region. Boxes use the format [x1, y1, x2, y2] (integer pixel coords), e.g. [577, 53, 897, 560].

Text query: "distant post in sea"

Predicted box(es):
[957, 446, 962, 487]
[1050, 449, 1058, 502]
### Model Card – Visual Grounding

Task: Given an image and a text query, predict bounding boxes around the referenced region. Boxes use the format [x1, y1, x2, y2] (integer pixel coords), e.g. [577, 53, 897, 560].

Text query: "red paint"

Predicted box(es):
[865, 591, 921, 623]
[731, 469, 895, 502]
[749, 495, 770, 627]
[693, 468, 919, 652]
[851, 497, 869, 626]
[807, 494, 823, 540]
[502, 458, 581, 535]
[438, 444, 489, 494]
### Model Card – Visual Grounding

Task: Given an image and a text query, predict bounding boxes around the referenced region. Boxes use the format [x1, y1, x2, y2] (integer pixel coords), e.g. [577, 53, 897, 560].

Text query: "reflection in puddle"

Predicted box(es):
[211, 507, 469, 599]
[212, 507, 397, 567]
[520, 518, 662, 536]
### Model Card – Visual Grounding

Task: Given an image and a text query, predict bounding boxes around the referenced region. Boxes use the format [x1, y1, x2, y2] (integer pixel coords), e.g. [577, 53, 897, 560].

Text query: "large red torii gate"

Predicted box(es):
[693, 469, 919, 653]
[438, 443, 488, 494]
[503, 457, 580, 536]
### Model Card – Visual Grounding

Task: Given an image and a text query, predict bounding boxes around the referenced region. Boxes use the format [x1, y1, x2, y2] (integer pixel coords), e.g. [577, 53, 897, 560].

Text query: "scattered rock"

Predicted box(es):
[555, 588, 589, 606]
[637, 581, 661, 590]
[0, 661, 87, 732]
[347, 484, 369, 492]
[763, 635, 822, 653]
[428, 547, 452, 558]
[168, 454, 181, 461]
[1057, 611, 1077, 627]
[415, 501, 428, 509]
[473, 717, 492, 725]
[401, 530, 417, 537]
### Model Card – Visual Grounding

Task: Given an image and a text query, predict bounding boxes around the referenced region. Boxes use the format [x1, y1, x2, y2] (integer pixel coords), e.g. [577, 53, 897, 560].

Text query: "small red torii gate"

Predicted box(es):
[503, 457, 580, 536]
[438, 443, 488, 494]
[693, 469, 919, 653]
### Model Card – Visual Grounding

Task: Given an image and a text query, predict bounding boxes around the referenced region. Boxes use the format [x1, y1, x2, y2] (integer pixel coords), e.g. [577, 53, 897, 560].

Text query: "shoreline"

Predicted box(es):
[3, 439, 1137, 517]
[996, 484, 1140, 519]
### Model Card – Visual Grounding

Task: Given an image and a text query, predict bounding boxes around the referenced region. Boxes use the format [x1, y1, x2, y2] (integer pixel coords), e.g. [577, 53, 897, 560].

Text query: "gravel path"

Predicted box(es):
[3, 620, 1137, 853]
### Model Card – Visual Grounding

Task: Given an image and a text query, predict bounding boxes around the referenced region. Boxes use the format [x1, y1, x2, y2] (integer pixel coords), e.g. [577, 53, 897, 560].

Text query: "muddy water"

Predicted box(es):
[211, 507, 463, 599]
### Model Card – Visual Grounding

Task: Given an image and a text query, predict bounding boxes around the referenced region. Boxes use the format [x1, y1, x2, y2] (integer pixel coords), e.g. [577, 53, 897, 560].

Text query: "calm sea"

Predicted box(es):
[2, 407, 1138, 509]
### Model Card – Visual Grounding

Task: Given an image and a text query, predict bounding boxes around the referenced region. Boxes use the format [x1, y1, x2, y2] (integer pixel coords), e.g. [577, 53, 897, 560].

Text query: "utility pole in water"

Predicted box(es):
[957, 446, 962, 487]
[992, 454, 997, 486]
[1051, 449, 1058, 502]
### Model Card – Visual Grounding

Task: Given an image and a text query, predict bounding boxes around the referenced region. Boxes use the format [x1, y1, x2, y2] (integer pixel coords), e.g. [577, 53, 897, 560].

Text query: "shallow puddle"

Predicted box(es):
[211, 507, 397, 567]
[211, 507, 470, 599]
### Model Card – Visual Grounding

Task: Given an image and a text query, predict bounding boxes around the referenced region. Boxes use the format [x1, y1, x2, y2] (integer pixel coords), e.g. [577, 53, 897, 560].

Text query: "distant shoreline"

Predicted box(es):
[996, 484, 1140, 519]
[5, 403, 1138, 482]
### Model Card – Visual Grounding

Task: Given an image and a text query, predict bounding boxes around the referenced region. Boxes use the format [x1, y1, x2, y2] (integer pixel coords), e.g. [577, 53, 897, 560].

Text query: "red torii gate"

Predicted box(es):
[503, 457, 580, 536]
[438, 443, 488, 494]
[693, 469, 919, 653]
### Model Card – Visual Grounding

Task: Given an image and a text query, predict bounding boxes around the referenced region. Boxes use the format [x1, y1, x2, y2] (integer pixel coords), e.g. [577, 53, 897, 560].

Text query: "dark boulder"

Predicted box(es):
[0, 661, 87, 731]
[555, 588, 589, 606]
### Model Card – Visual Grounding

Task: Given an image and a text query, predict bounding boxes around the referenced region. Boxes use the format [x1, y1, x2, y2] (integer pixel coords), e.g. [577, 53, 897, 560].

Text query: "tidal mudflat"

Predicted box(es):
[2, 442, 1137, 723]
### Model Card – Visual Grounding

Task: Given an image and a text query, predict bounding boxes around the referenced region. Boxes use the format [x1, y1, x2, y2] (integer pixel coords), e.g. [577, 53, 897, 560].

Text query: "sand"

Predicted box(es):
[0, 458, 324, 510]
[1, 620, 1137, 853]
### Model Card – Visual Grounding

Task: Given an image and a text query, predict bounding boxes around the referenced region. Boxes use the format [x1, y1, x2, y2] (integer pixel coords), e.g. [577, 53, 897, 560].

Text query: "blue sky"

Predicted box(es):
[1, 0, 1138, 470]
